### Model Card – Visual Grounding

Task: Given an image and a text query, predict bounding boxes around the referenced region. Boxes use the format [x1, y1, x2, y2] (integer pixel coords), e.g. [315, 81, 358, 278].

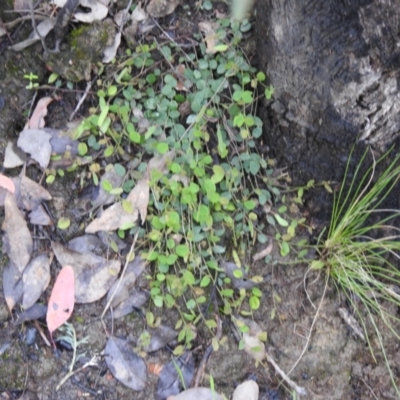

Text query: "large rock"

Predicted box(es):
[255, 0, 400, 185]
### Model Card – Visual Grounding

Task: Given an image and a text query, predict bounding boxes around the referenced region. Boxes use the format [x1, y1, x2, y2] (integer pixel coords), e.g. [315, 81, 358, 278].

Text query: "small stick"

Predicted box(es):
[28, 0, 50, 54]
[101, 232, 139, 329]
[264, 353, 307, 397]
[33, 320, 51, 347]
[69, 79, 93, 121]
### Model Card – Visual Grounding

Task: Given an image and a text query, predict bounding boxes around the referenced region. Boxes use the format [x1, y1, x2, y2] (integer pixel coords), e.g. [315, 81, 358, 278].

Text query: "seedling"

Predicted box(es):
[24, 72, 39, 89]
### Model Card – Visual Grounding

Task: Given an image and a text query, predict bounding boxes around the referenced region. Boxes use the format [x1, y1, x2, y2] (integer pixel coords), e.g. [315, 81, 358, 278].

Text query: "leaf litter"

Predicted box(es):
[155, 351, 195, 400]
[2, 191, 33, 274]
[22, 253, 52, 309]
[105, 336, 147, 391]
[46, 265, 75, 345]
[85, 177, 149, 233]
[51, 240, 121, 303]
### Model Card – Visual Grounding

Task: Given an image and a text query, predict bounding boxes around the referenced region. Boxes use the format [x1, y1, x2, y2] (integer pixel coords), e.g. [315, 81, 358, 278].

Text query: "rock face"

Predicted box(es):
[255, 0, 400, 185]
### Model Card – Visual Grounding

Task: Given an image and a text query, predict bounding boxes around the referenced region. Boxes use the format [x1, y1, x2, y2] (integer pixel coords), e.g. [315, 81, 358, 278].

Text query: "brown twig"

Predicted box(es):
[28, 0, 50, 54]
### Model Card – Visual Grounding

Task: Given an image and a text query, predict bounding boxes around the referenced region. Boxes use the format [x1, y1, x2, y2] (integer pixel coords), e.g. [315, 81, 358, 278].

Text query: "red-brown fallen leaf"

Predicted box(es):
[46, 265, 75, 345]
[148, 362, 164, 376]
[28, 97, 54, 129]
[0, 173, 15, 193]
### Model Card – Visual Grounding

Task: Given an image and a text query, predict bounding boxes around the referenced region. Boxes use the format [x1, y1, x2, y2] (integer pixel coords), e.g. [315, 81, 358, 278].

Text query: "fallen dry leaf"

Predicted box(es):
[28, 97, 54, 129]
[105, 336, 148, 391]
[85, 201, 138, 233]
[46, 265, 75, 344]
[146, 0, 180, 18]
[17, 128, 52, 169]
[132, 2, 147, 22]
[155, 351, 194, 400]
[103, 32, 121, 63]
[52, 241, 121, 303]
[198, 21, 219, 54]
[234, 317, 266, 362]
[22, 254, 52, 309]
[85, 178, 149, 233]
[106, 255, 147, 309]
[112, 288, 149, 319]
[9, 18, 56, 51]
[0, 173, 15, 194]
[14, 303, 48, 325]
[145, 151, 175, 179]
[141, 325, 177, 353]
[68, 234, 106, 255]
[3, 142, 28, 169]
[29, 205, 53, 226]
[16, 173, 52, 211]
[3, 263, 23, 313]
[91, 167, 124, 208]
[2, 192, 33, 274]
[252, 239, 273, 262]
[75, 0, 109, 22]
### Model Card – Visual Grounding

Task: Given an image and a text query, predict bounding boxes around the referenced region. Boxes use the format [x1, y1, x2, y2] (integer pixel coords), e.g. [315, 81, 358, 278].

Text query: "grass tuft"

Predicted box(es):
[312, 145, 400, 395]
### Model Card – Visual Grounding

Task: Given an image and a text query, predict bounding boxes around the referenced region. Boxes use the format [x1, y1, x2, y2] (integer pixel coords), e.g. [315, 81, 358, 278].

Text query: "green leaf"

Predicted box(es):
[233, 113, 245, 127]
[249, 296, 260, 310]
[57, 217, 70, 230]
[243, 200, 256, 210]
[104, 145, 114, 157]
[311, 260, 325, 270]
[233, 269, 243, 278]
[241, 91, 253, 103]
[265, 86, 274, 100]
[274, 214, 288, 227]
[97, 97, 109, 127]
[200, 276, 211, 287]
[78, 142, 88, 156]
[256, 71, 266, 82]
[186, 299, 196, 309]
[203, 179, 216, 193]
[170, 162, 181, 173]
[128, 128, 141, 144]
[46, 174, 55, 184]
[211, 165, 225, 183]
[148, 229, 161, 241]
[48, 72, 59, 84]
[114, 163, 126, 177]
[102, 179, 113, 192]
[183, 270, 195, 285]
[176, 244, 189, 258]
[213, 44, 228, 52]
[280, 241, 290, 257]
[212, 245, 226, 254]
[107, 85, 118, 96]
[157, 142, 169, 154]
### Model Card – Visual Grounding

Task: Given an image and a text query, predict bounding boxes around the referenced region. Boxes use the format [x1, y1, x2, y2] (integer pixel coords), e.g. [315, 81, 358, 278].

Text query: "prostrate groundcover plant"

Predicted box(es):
[311, 145, 400, 395]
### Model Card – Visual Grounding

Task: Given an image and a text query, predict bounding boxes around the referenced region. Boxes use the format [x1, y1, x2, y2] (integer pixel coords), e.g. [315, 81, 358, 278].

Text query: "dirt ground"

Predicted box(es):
[1, 1, 400, 399]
